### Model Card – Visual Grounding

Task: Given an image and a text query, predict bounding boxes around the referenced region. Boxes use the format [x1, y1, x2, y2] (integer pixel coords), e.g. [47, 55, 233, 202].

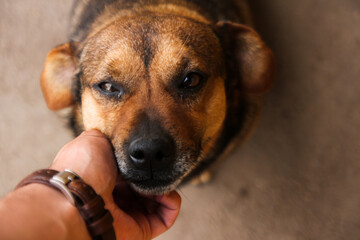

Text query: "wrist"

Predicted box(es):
[0, 183, 91, 240]
[13, 168, 117, 239]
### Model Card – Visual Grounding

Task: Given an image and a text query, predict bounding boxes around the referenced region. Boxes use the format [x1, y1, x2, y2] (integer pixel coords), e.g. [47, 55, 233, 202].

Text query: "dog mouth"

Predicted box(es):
[115, 149, 198, 194]
[129, 178, 180, 195]
[120, 168, 184, 194]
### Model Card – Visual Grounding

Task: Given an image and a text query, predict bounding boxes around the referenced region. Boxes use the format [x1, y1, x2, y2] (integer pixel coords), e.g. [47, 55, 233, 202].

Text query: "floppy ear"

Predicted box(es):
[40, 42, 78, 110]
[216, 21, 276, 93]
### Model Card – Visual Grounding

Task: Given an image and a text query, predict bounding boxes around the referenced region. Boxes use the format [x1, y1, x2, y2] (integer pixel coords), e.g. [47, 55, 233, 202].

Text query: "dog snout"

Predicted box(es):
[128, 137, 175, 171]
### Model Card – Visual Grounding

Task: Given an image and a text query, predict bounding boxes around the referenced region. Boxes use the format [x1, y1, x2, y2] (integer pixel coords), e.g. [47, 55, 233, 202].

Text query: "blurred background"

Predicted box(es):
[1, 0, 359, 239]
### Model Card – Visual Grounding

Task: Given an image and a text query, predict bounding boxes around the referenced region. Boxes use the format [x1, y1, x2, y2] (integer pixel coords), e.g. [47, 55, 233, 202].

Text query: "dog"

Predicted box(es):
[40, 0, 275, 194]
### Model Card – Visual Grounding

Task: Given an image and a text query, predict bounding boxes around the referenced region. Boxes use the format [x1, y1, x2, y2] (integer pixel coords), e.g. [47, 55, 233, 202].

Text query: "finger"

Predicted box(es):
[147, 191, 181, 238]
[50, 130, 117, 199]
[80, 129, 107, 139]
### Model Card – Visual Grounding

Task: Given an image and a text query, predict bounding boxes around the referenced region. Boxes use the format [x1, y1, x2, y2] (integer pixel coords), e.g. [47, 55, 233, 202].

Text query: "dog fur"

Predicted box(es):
[40, 0, 275, 194]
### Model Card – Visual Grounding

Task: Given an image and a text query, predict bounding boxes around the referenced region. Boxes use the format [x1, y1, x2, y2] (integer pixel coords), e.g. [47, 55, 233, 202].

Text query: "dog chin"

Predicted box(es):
[129, 179, 181, 195]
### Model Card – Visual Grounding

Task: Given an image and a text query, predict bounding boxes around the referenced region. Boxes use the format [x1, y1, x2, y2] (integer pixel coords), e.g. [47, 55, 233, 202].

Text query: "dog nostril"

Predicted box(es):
[155, 151, 165, 162]
[132, 150, 144, 160]
[130, 150, 146, 164]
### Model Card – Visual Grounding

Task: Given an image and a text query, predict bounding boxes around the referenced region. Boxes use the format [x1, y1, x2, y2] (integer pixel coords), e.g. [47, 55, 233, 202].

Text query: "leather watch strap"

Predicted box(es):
[16, 169, 57, 189]
[16, 169, 116, 240]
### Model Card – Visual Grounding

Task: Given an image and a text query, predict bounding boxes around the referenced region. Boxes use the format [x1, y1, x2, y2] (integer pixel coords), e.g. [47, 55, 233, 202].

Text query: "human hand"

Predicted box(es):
[51, 130, 181, 239]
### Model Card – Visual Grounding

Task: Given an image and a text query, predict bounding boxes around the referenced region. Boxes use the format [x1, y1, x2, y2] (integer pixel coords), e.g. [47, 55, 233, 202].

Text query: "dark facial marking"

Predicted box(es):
[127, 22, 157, 72]
[142, 28, 153, 69]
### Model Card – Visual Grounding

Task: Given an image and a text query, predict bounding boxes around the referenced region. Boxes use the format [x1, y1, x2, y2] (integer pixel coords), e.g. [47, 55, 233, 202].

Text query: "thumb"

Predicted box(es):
[51, 130, 118, 200]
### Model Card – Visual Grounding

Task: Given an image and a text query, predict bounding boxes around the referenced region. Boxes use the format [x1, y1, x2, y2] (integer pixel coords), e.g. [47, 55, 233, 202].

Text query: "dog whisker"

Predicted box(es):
[176, 29, 192, 59]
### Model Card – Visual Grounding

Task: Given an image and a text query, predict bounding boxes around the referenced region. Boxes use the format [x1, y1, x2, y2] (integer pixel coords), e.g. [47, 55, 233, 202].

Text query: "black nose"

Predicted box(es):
[128, 138, 175, 171]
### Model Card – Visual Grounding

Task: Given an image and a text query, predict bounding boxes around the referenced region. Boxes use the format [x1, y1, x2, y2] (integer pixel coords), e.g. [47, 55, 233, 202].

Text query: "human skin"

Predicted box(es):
[0, 130, 181, 240]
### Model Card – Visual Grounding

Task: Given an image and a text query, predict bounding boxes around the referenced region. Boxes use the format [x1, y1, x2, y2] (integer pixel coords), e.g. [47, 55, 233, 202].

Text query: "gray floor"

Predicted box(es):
[1, 1, 360, 239]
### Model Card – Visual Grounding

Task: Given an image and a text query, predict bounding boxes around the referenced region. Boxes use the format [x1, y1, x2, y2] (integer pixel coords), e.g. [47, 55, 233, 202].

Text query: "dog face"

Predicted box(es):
[80, 16, 226, 193]
[41, 14, 275, 194]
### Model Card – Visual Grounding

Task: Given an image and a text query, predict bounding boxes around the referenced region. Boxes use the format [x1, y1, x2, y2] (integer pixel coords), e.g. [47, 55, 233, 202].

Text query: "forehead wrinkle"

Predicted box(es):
[150, 34, 186, 80]
[149, 33, 211, 89]
[103, 40, 145, 85]
[123, 22, 158, 76]
[80, 22, 139, 70]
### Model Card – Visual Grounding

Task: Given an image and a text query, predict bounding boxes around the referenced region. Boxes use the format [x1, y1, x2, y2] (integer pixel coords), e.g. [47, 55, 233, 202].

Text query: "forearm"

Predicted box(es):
[0, 183, 91, 240]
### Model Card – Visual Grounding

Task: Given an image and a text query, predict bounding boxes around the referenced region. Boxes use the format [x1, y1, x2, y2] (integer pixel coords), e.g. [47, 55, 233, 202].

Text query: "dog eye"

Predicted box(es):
[96, 82, 123, 98]
[180, 73, 203, 90]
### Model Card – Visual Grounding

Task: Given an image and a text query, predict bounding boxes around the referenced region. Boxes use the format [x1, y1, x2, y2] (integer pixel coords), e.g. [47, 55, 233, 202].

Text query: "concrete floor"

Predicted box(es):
[1, 1, 360, 239]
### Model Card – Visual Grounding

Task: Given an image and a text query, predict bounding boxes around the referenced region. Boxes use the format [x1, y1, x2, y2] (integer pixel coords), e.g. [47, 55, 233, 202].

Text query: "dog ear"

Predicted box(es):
[40, 42, 78, 110]
[216, 21, 276, 93]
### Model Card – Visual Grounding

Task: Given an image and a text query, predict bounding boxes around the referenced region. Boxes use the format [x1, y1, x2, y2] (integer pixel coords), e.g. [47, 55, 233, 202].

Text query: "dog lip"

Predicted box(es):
[130, 178, 177, 190]
[127, 171, 182, 187]
[127, 172, 179, 183]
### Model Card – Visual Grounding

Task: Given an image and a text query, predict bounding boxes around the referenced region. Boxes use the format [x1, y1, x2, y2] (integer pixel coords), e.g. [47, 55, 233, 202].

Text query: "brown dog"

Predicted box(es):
[40, 0, 275, 194]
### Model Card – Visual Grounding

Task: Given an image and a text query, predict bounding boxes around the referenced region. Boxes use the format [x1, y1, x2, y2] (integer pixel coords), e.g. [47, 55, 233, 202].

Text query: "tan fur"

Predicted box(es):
[40, 43, 77, 110]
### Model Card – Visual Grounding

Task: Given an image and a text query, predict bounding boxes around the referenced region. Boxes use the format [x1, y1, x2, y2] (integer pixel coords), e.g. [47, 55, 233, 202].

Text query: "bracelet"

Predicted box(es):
[15, 169, 116, 240]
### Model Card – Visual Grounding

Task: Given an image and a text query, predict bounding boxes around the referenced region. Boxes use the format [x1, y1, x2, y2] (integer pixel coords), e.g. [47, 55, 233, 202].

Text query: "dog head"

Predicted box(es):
[41, 15, 275, 194]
